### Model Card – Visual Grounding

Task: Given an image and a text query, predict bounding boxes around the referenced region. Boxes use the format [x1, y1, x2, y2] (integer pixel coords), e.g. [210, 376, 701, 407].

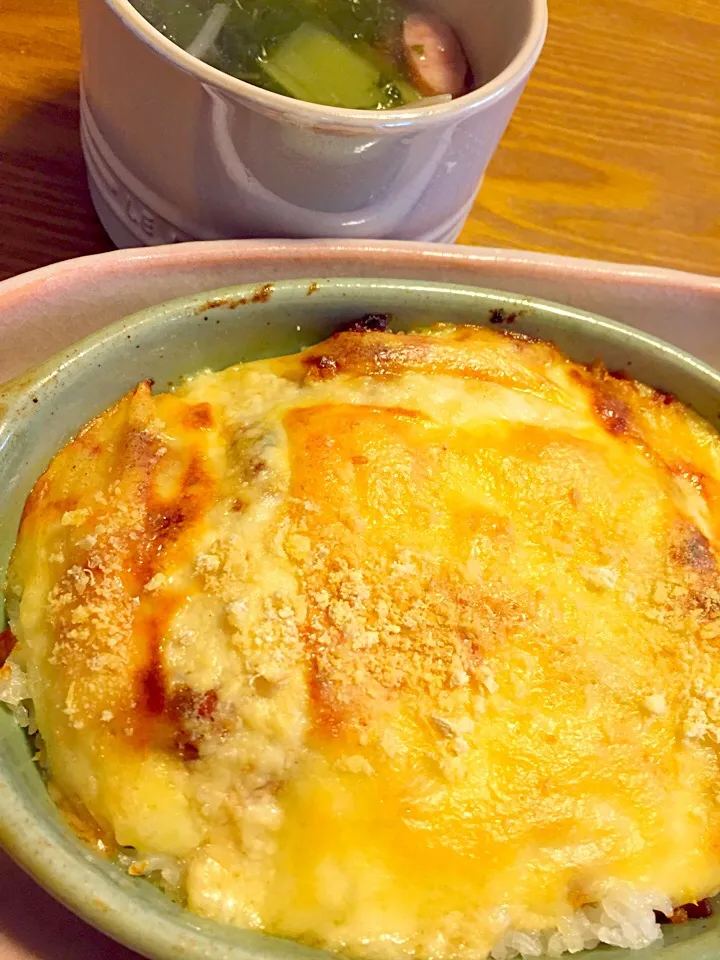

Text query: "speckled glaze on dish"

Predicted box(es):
[1, 278, 720, 960]
[78, 0, 546, 246]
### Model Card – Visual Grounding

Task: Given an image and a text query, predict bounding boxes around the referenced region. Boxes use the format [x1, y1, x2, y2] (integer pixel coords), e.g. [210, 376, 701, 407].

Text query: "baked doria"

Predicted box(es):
[4, 322, 720, 959]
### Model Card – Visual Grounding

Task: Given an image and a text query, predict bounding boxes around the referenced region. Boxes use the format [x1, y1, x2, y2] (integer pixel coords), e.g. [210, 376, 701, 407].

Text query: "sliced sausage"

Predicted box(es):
[403, 11, 470, 99]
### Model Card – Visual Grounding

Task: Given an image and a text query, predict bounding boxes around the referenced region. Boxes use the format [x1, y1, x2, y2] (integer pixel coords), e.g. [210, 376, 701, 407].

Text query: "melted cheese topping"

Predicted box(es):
[7, 324, 720, 958]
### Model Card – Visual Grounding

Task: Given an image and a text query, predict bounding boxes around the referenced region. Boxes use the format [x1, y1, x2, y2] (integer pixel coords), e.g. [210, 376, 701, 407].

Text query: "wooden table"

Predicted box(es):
[0, 0, 718, 282]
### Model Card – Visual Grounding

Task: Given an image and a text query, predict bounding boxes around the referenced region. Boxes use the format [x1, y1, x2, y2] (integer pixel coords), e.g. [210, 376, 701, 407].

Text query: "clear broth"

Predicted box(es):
[131, 0, 470, 109]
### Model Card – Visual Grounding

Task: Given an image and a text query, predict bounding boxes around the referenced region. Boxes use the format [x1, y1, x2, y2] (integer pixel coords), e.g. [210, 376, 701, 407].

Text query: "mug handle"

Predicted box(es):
[201, 84, 458, 239]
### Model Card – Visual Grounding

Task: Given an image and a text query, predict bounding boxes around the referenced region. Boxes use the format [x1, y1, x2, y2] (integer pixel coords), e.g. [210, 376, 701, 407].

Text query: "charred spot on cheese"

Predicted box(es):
[133, 594, 188, 739]
[17, 473, 52, 528]
[168, 686, 220, 760]
[303, 330, 422, 378]
[140, 647, 167, 718]
[488, 309, 518, 326]
[685, 899, 714, 920]
[656, 899, 714, 924]
[144, 455, 215, 564]
[340, 313, 391, 333]
[0, 626, 15, 665]
[591, 382, 632, 436]
[303, 353, 339, 381]
[7, 322, 720, 960]
[671, 522, 715, 573]
[654, 387, 677, 406]
[183, 403, 214, 430]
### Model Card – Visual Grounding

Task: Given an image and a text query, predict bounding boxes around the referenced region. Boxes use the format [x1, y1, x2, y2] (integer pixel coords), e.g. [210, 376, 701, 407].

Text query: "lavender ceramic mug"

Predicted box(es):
[79, 0, 547, 247]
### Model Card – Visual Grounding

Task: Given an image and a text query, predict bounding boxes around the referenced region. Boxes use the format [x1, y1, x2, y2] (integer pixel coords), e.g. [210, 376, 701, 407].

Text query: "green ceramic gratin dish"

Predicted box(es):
[1, 278, 720, 960]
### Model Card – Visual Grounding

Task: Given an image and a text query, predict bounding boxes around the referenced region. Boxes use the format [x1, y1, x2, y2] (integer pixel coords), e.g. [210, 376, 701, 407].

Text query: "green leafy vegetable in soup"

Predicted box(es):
[130, 0, 471, 109]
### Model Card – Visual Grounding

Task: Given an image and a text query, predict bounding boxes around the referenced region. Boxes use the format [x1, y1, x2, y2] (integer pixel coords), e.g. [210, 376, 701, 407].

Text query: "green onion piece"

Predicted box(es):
[393, 78, 422, 106]
[261, 23, 396, 109]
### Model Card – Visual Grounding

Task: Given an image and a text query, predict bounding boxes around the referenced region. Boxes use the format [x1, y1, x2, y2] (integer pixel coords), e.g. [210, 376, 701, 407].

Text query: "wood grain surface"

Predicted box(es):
[0, 0, 718, 279]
